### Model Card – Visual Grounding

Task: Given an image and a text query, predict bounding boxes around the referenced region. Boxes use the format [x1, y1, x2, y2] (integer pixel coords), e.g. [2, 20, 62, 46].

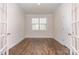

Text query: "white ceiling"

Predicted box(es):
[18, 3, 61, 14]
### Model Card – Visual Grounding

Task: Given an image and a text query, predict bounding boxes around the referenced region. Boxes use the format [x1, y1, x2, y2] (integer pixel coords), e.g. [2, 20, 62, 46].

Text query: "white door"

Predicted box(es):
[71, 3, 79, 55]
[0, 3, 8, 55]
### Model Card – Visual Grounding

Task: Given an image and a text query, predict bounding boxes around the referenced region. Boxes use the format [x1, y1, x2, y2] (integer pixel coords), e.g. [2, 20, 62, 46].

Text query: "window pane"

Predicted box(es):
[40, 24, 46, 30]
[32, 24, 39, 30]
[32, 18, 39, 24]
[40, 18, 46, 24]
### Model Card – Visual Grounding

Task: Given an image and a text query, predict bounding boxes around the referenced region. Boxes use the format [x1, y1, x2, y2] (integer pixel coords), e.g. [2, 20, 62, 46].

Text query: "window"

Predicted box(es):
[32, 18, 47, 30]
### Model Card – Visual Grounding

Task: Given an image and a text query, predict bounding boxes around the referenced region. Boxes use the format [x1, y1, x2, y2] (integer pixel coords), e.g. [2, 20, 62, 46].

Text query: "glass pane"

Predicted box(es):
[40, 18, 46, 24]
[2, 24, 7, 34]
[77, 22, 79, 35]
[0, 23, 3, 34]
[72, 4, 76, 23]
[32, 18, 39, 24]
[40, 24, 46, 30]
[0, 9, 1, 19]
[32, 24, 39, 30]
[72, 23, 76, 35]
[0, 3, 4, 9]
[77, 38, 79, 51]
[72, 37, 75, 48]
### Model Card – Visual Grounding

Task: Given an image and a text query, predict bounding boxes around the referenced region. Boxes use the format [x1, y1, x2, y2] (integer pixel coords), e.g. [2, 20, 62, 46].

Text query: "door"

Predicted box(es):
[71, 3, 79, 55]
[0, 3, 8, 55]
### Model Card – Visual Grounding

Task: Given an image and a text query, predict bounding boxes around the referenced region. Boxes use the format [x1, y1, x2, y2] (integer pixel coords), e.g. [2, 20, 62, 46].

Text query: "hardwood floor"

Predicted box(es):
[9, 38, 70, 55]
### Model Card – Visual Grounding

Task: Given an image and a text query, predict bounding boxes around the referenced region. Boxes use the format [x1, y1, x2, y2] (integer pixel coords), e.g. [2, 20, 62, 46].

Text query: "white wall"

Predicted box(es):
[7, 3, 25, 49]
[25, 14, 54, 38]
[53, 3, 72, 49]
[7, 3, 73, 50]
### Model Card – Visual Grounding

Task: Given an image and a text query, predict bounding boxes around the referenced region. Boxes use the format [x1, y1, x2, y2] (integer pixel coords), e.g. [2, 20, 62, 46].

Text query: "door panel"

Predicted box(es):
[0, 3, 8, 55]
[71, 3, 79, 55]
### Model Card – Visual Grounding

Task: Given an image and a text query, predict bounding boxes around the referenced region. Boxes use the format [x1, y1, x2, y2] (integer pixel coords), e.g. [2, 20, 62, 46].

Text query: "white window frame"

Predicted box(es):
[32, 17, 47, 31]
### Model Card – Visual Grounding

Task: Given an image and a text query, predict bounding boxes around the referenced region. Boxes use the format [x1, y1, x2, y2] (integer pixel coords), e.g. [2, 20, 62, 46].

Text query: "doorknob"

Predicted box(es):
[68, 33, 72, 36]
[7, 33, 11, 35]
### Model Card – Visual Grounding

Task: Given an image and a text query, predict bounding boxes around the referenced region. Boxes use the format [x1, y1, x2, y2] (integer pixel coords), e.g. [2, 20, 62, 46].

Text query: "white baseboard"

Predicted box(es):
[8, 37, 25, 50]
[54, 37, 65, 45]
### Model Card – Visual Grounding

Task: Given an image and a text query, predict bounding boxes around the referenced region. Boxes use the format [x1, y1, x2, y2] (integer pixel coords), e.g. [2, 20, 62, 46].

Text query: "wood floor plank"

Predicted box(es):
[9, 38, 70, 55]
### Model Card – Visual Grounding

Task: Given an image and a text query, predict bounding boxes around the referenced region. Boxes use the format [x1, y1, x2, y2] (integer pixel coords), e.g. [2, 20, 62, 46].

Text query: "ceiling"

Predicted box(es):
[18, 3, 61, 14]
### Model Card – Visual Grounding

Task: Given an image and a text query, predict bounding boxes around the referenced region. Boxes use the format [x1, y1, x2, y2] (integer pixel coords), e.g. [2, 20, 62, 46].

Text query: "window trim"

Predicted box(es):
[32, 17, 47, 31]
